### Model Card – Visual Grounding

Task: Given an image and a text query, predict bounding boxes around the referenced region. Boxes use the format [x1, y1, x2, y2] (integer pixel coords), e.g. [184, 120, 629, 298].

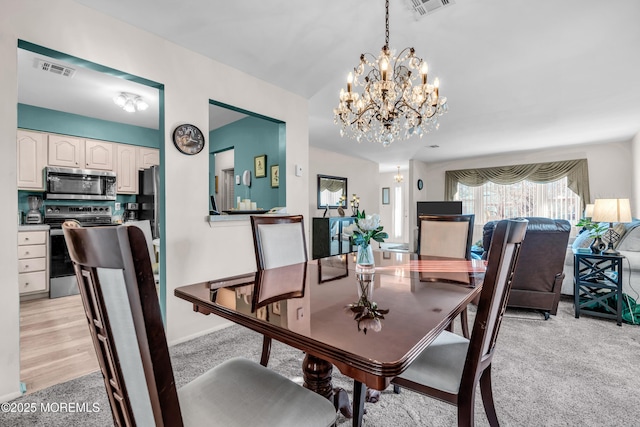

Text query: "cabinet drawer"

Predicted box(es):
[18, 257, 46, 273]
[18, 244, 46, 259]
[18, 231, 47, 246]
[19, 271, 47, 294]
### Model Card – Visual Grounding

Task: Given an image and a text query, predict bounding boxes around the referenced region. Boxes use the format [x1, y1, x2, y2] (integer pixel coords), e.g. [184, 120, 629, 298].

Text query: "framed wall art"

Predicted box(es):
[254, 155, 267, 178]
[271, 165, 279, 188]
[382, 187, 390, 205]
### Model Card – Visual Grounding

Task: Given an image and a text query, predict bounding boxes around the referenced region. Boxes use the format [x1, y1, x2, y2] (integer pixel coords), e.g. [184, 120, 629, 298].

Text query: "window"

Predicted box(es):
[456, 177, 581, 242]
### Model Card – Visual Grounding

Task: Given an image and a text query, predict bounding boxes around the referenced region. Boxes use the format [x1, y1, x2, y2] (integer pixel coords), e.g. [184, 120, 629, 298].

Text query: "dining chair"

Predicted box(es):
[62, 221, 336, 427]
[418, 214, 475, 338]
[250, 214, 308, 366]
[392, 218, 528, 427]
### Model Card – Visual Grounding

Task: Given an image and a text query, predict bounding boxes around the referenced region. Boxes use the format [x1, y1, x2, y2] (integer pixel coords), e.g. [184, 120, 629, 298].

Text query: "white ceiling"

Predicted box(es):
[19, 0, 640, 173]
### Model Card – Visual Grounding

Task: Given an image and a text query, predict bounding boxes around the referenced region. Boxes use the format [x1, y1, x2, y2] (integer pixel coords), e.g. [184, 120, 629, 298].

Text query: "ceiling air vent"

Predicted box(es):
[34, 59, 76, 78]
[407, 0, 456, 18]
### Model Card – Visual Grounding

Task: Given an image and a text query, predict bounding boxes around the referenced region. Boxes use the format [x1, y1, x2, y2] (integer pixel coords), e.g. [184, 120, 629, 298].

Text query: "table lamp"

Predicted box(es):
[592, 198, 632, 255]
[584, 203, 594, 219]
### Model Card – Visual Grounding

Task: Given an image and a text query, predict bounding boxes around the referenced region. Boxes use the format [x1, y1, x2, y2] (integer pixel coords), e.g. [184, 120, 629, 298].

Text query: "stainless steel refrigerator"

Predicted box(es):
[138, 165, 159, 239]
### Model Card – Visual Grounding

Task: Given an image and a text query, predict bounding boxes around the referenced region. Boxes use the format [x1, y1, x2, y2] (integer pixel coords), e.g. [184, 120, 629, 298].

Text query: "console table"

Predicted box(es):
[574, 251, 624, 326]
[312, 217, 355, 259]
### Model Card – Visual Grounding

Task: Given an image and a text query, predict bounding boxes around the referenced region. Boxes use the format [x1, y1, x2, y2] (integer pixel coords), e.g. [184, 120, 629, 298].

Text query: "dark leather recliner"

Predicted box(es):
[482, 217, 570, 317]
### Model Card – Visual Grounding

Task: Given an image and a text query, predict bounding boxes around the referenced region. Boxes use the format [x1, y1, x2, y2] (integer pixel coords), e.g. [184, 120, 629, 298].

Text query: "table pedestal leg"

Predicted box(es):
[303, 353, 352, 418]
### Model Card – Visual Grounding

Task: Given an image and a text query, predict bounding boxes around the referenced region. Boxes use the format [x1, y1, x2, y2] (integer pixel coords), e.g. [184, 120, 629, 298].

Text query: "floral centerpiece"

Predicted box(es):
[344, 210, 388, 265]
[576, 218, 609, 253]
[343, 210, 389, 333]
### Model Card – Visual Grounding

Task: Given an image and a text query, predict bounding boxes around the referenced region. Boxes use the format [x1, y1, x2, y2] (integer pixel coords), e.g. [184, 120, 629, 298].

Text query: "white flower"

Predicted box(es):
[358, 214, 380, 231]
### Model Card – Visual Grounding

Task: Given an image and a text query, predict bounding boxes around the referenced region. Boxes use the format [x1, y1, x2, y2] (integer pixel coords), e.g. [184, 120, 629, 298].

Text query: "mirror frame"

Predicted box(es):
[317, 174, 348, 209]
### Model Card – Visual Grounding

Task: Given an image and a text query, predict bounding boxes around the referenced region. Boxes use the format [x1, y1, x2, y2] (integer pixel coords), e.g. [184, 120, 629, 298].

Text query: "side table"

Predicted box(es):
[574, 251, 624, 326]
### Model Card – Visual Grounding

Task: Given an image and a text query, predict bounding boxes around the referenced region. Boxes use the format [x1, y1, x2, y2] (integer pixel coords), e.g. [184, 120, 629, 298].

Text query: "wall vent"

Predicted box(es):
[34, 59, 76, 78]
[407, 0, 456, 18]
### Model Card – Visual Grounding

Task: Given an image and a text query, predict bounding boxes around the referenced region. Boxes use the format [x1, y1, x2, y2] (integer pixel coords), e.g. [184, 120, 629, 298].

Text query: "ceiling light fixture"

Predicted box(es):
[113, 92, 149, 113]
[394, 166, 404, 183]
[334, 0, 448, 147]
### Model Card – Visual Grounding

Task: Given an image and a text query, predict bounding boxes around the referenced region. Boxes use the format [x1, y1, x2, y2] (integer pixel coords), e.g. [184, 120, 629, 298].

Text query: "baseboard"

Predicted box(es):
[0, 390, 23, 404]
[168, 322, 233, 347]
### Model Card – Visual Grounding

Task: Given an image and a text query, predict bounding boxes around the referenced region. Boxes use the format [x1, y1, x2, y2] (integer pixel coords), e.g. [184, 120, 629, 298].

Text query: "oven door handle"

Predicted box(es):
[50, 228, 64, 236]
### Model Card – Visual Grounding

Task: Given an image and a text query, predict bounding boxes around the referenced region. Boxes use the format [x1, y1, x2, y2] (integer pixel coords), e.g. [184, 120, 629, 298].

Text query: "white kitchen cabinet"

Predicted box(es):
[85, 139, 114, 171]
[18, 230, 48, 297]
[116, 144, 138, 194]
[137, 146, 160, 170]
[48, 134, 84, 168]
[17, 130, 47, 190]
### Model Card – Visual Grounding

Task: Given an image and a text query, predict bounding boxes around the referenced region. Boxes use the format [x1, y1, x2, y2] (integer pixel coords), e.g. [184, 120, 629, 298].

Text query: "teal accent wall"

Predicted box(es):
[209, 116, 285, 210]
[18, 104, 159, 147]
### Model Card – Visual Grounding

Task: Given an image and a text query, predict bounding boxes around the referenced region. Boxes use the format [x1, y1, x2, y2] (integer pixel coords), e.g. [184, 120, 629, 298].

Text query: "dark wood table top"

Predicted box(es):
[175, 251, 484, 390]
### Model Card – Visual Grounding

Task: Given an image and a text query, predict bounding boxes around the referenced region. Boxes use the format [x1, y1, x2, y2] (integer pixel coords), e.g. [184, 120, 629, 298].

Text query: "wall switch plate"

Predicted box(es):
[235, 175, 240, 185]
[295, 164, 303, 177]
[115, 202, 121, 210]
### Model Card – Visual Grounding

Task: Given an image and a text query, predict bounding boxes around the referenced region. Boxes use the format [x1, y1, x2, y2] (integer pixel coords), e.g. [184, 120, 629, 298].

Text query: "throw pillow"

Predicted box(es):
[602, 223, 627, 248]
[617, 224, 640, 251]
[572, 229, 594, 250]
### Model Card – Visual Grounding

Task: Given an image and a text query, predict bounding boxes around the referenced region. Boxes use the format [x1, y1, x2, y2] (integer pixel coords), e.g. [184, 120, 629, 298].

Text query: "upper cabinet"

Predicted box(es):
[137, 147, 159, 170]
[17, 130, 47, 190]
[48, 134, 84, 168]
[18, 129, 157, 195]
[115, 144, 138, 194]
[85, 139, 114, 171]
[49, 135, 114, 171]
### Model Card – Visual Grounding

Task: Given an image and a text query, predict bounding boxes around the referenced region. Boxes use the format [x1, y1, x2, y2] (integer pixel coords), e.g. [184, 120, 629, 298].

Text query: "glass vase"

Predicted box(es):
[355, 244, 375, 301]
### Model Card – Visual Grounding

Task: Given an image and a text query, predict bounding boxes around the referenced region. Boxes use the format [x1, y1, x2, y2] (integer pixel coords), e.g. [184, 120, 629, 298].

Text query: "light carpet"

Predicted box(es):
[2, 298, 639, 426]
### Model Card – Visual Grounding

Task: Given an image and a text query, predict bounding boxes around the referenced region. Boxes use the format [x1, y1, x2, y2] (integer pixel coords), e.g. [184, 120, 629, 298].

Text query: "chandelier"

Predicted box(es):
[334, 0, 448, 147]
[394, 166, 403, 183]
[113, 92, 149, 113]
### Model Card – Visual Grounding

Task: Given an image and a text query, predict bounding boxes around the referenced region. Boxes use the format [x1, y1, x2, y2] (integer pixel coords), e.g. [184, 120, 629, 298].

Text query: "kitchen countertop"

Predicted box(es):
[18, 224, 50, 231]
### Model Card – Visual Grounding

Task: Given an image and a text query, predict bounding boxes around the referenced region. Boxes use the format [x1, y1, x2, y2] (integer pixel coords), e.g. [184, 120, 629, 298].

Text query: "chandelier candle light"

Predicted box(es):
[334, 0, 448, 146]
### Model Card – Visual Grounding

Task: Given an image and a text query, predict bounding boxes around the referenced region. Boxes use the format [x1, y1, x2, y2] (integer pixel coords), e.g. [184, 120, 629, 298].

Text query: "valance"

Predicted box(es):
[445, 159, 590, 211]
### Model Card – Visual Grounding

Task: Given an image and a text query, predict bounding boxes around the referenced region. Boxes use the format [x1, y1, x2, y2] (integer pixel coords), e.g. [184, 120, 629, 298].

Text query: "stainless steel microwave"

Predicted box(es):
[45, 166, 117, 201]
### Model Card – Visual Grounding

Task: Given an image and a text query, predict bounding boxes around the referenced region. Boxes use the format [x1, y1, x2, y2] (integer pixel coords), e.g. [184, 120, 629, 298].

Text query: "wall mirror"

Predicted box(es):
[209, 101, 286, 213]
[317, 174, 347, 209]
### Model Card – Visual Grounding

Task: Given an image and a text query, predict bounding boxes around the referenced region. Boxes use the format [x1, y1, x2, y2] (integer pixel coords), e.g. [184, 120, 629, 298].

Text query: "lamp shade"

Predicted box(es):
[592, 199, 632, 223]
[584, 204, 594, 218]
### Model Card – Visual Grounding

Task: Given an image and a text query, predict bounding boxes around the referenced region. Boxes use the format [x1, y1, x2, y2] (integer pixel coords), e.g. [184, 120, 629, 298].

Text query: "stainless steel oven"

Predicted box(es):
[45, 205, 113, 298]
[45, 166, 117, 201]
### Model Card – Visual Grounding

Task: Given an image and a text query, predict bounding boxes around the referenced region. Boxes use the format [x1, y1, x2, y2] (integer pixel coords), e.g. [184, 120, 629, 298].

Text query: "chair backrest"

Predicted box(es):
[252, 262, 307, 310]
[62, 221, 182, 427]
[250, 215, 308, 270]
[462, 219, 527, 385]
[126, 219, 156, 263]
[418, 214, 475, 283]
[418, 214, 475, 259]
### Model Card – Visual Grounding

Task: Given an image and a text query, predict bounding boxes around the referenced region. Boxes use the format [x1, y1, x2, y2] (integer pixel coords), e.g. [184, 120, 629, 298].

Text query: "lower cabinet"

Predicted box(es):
[18, 230, 49, 297]
[312, 217, 355, 259]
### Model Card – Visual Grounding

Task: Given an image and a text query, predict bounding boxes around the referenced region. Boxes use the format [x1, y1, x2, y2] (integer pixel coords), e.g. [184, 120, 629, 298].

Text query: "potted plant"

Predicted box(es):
[576, 218, 608, 253]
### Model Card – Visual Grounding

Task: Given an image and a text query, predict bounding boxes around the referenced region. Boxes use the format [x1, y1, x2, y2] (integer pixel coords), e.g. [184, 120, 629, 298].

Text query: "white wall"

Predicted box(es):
[632, 133, 640, 216]
[421, 140, 634, 210]
[1, 0, 309, 401]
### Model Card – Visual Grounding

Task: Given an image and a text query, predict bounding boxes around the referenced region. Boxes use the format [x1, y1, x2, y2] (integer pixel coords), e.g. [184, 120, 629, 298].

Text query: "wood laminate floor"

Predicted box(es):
[20, 295, 98, 395]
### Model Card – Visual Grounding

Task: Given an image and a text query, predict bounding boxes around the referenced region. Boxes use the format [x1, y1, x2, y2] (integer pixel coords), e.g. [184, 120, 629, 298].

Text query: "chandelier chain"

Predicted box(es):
[385, 0, 390, 47]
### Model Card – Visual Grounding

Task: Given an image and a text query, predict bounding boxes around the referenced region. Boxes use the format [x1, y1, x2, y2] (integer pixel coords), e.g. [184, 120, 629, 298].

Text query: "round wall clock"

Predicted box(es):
[417, 179, 424, 190]
[172, 124, 205, 155]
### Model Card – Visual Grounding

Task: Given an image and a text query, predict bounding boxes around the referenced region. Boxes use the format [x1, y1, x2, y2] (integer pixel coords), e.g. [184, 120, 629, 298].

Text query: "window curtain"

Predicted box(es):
[444, 159, 590, 211]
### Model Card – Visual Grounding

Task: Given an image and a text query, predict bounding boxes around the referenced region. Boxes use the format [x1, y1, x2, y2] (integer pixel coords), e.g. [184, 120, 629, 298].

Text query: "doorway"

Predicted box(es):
[17, 40, 164, 393]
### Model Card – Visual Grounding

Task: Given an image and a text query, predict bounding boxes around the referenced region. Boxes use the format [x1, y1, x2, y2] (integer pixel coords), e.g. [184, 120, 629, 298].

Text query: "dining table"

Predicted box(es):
[174, 250, 486, 427]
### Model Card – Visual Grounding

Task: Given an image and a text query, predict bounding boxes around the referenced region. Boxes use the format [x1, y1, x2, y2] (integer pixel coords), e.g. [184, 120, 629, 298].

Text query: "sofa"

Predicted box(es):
[561, 219, 640, 297]
[483, 217, 571, 317]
